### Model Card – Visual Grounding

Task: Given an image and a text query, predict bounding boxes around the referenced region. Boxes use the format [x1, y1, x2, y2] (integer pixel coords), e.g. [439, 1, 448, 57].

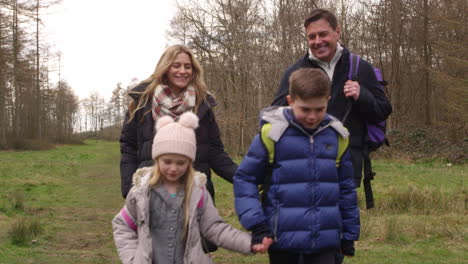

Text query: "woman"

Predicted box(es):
[120, 44, 237, 204]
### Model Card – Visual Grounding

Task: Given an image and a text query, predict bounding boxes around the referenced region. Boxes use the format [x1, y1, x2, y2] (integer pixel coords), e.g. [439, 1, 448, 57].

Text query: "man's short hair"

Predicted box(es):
[289, 68, 330, 100]
[304, 8, 338, 30]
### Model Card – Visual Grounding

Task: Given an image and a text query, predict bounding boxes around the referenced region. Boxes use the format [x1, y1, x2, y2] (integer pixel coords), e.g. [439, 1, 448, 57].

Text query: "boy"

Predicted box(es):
[234, 68, 360, 264]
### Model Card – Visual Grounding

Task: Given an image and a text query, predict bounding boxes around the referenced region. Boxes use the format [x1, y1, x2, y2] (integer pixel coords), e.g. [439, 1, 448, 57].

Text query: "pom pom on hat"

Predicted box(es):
[152, 112, 199, 161]
[155, 115, 175, 131]
[178, 112, 199, 130]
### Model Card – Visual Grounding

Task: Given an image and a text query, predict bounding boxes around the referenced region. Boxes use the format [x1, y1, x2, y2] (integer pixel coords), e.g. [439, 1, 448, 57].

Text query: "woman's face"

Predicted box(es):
[166, 52, 193, 92]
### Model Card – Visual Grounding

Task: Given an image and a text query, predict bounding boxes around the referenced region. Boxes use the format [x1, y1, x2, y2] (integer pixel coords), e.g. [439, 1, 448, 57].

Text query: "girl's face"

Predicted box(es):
[166, 52, 193, 92]
[157, 154, 190, 184]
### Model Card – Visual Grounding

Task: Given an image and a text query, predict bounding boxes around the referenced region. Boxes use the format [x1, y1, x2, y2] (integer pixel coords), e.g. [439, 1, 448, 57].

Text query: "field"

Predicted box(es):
[0, 141, 466, 263]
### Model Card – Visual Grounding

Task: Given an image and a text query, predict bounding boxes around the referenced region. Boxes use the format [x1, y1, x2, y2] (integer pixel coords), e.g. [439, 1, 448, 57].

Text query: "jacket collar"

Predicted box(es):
[260, 106, 349, 142]
[307, 43, 344, 80]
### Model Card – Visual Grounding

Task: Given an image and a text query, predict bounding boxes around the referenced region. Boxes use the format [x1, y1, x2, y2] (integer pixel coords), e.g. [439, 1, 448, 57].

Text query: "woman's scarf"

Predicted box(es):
[152, 84, 196, 121]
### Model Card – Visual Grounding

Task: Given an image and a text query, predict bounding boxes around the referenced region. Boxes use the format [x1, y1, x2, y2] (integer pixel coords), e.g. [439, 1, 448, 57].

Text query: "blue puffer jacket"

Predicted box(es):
[234, 107, 360, 253]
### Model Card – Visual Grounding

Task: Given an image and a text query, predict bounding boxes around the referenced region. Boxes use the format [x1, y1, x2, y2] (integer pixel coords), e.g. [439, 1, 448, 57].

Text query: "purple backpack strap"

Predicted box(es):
[348, 53, 361, 81]
[120, 207, 138, 232]
[197, 187, 204, 209]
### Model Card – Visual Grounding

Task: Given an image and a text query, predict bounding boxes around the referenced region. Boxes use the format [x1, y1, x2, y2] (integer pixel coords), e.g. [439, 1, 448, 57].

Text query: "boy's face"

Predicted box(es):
[287, 95, 329, 129]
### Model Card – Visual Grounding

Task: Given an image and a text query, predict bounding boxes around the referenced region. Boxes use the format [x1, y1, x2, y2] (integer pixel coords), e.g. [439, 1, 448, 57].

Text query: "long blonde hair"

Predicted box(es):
[128, 44, 208, 122]
[148, 158, 194, 238]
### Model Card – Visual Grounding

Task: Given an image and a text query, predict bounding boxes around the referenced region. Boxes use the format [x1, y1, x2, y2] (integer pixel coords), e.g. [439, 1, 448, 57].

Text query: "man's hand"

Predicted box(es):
[344, 80, 360, 100]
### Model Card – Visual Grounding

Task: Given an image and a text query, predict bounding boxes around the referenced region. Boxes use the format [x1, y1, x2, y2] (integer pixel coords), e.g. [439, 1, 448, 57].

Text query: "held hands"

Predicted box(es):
[251, 237, 274, 253]
[250, 222, 274, 254]
[344, 80, 360, 101]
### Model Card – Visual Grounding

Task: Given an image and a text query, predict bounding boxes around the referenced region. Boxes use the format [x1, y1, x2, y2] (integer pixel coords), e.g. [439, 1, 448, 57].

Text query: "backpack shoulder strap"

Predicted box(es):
[260, 123, 275, 164]
[197, 187, 204, 209]
[330, 117, 350, 167]
[196, 187, 205, 222]
[348, 53, 361, 81]
[336, 135, 349, 167]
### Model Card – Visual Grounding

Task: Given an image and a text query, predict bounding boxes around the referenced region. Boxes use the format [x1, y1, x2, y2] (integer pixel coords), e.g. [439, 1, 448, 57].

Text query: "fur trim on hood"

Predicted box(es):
[132, 167, 153, 187]
[131, 166, 207, 188]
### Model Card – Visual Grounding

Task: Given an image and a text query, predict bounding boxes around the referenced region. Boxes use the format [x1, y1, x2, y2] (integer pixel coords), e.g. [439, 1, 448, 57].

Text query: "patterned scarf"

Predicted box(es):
[152, 84, 196, 121]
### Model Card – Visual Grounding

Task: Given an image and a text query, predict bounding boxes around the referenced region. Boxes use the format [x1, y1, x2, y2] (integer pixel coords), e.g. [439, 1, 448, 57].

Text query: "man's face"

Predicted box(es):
[306, 18, 341, 63]
[287, 95, 329, 129]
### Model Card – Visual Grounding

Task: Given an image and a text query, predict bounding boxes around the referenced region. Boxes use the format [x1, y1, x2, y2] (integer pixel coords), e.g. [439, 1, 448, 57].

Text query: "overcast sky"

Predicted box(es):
[44, 0, 177, 100]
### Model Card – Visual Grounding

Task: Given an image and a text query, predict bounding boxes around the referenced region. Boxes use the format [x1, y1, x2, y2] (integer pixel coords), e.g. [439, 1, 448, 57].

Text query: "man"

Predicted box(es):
[272, 8, 392, 188]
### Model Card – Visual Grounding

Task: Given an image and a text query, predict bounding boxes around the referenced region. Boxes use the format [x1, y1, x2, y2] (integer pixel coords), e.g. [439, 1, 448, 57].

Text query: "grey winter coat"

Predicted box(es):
[112, 167, 252, 264]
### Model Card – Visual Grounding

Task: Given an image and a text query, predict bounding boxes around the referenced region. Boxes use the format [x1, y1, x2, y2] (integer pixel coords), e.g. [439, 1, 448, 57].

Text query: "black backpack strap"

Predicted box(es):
[362, 145, 375, 209]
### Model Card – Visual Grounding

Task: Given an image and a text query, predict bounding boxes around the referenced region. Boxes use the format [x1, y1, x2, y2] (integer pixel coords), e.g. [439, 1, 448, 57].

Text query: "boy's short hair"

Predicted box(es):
[288, 68, 330, 100]
[304, 8, 338, 30]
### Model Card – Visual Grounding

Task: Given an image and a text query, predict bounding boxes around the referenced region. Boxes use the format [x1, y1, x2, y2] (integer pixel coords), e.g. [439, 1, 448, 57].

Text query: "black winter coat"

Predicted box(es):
[272, 48, 392, 186]
[120, 84, 237, 199]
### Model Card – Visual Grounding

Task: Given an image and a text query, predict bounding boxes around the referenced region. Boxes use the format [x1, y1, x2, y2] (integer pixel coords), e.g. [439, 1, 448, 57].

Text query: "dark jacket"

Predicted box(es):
[120, 84, 237, 199]
[234, 108, 360, 254]
[272, 47, 392, 186]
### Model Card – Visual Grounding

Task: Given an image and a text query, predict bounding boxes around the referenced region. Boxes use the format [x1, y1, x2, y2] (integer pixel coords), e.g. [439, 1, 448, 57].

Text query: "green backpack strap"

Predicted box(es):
[262, 122, 348, 167]
[336, 135, 349, 167]
[260, 123, 275, 164]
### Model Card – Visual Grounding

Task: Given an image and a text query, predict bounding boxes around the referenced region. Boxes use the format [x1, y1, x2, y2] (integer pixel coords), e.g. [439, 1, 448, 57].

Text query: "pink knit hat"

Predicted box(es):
[152, 112, 199, 161]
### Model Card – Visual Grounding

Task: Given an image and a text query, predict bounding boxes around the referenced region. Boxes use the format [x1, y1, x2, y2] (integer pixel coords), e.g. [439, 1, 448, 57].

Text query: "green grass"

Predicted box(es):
[0, 141, 466, 263]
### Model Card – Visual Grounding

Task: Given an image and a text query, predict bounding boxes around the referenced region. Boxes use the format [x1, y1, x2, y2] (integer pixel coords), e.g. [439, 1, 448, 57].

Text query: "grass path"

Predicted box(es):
[0, 140, 123, 263]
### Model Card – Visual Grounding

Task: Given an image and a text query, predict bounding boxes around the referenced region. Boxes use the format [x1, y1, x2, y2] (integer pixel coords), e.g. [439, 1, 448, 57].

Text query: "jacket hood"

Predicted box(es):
[131, 166, 207, 188]
[128, 83, 148, 101]
[260, 106, 349, 142]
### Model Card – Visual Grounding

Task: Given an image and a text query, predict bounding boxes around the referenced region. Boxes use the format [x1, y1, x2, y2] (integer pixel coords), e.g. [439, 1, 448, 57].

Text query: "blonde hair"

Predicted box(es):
[148, 158, 194, 238]
[128, 44, 208, 122]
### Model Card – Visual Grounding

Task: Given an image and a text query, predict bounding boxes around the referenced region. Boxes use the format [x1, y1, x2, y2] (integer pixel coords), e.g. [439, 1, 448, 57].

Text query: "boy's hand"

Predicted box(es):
[251, 222, 274, 244]
[341, 239, 355, 257]
[344, 80, 360, 100]
[250, 222, 274, 253]
[251, 237, 274, 253]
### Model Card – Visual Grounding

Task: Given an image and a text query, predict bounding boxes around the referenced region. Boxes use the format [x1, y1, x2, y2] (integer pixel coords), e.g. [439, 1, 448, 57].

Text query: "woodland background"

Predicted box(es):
[0, 0, 466, 162]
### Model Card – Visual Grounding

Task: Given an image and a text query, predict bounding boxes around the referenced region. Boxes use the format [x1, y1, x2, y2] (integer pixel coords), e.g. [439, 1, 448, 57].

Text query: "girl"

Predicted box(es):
[120, 44, 237, 208]
[113, 112, 268, 264]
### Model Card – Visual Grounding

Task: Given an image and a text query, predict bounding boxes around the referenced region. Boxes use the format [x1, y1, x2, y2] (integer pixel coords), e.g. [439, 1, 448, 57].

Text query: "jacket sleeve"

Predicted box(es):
[272, 58, 305, 106]
[120, 110, 138, 198]
[112, 190, 139, 264]
[271, 68, 291, 106]
[356, 60, 393, 123]
[337, 148, 360, 241]
[198, 188, 252, 254]
[234, 135, 270, 230]
[206, 109, 238, 183]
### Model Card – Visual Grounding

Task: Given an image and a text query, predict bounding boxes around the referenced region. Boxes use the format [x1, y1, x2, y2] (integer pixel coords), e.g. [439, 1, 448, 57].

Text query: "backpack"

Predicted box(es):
[347, 53, 389, 151]
[258, 121, 349, 203]
[347, 53, 390, 209]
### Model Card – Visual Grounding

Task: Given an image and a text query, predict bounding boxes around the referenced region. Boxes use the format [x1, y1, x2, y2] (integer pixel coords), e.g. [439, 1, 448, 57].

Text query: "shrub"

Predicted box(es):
[8, 217, 42, 245]
[11, 139, 54, 151]
[377, 185, 465, 215]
